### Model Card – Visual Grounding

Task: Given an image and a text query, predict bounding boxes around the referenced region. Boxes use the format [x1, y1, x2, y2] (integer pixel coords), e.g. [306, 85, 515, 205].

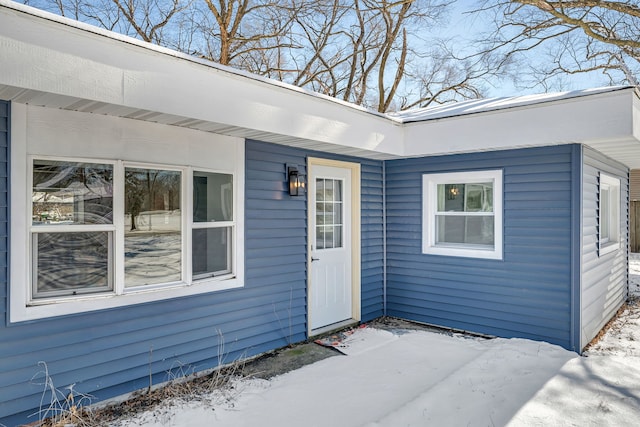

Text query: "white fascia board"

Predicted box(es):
[403, 89, 636, 159]
[0, 2, 404, 157]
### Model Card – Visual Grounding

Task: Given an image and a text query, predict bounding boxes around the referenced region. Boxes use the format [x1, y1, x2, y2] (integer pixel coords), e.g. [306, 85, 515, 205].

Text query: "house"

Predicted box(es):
[1, 1, 639, 425]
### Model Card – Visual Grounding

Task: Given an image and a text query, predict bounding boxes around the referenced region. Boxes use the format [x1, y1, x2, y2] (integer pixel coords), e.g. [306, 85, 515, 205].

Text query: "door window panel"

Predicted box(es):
[315, 178, 344, 250]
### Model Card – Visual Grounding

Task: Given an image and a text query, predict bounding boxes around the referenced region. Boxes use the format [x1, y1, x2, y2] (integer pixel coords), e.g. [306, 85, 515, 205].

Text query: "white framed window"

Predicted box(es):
[31, 159, 116, 299]
[192, 170, 234, 280]
[598, 173, 621, 256]
[10, 104, 245, 322]
[422, 170, 503, 260]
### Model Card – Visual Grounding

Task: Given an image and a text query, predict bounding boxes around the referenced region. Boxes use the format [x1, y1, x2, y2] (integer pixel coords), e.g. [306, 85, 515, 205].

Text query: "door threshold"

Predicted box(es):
[310, 319, 359, 337]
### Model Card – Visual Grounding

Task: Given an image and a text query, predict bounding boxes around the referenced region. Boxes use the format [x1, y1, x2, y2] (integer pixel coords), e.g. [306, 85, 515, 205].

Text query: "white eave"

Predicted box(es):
[399, 87, 640, 168]
[1, 0, 640, 168]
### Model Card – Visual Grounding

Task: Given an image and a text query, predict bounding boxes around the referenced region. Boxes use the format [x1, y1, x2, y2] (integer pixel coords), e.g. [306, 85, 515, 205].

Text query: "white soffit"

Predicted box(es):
[1, 1, 640, 167]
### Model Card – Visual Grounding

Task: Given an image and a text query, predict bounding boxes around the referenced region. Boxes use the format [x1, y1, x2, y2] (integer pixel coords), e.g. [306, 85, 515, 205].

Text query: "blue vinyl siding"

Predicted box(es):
[0, 134, 383, 426]
[246, 140, 385, 323]
[385, 145, 579, 349]
[580, 146, 629, 348]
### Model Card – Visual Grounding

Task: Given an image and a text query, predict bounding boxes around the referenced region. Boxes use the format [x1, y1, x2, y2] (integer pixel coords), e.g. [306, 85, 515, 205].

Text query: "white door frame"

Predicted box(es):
[307, 157, 361, 336]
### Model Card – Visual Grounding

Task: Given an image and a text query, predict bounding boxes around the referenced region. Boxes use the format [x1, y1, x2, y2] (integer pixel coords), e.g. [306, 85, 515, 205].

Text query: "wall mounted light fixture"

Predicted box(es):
[287, 165, 306, 196]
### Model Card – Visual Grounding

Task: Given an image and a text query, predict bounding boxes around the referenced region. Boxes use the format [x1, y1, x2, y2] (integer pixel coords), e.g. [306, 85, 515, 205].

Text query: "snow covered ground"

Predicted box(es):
[115, 254, 640, 427]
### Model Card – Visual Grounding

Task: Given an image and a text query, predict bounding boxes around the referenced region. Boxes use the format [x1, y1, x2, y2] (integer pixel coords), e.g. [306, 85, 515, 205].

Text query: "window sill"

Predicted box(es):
[10, 278, 243, 323]
[422, 244, 503, 260]
[599, 241, 620, 257]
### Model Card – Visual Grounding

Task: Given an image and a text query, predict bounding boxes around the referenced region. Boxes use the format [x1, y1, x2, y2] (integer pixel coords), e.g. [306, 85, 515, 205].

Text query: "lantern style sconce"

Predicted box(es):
[287, 165, 306, 196]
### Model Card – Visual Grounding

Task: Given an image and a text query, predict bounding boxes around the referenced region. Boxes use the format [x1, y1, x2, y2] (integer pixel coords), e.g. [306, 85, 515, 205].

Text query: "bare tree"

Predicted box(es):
[283, 0, 494, 112]
[111, 0, 184, 43]
[25, 0, 502, 110]
[188, 0, 297, 68]
[25, 0, 185, 43]
[480, 0, 640, 90]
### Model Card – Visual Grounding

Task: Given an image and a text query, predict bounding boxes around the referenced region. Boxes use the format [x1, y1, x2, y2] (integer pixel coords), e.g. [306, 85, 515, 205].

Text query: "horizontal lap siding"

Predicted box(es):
[360, 163, 384, 321]
[581, 147, 628, 349]
[0, 135, 383, 426]
[246, 140, 384, 323]
[386, 145, 576, 348]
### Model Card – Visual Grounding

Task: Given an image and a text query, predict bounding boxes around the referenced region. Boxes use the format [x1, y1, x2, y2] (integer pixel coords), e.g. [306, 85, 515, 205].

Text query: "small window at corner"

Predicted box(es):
[599, 173, 621, 256]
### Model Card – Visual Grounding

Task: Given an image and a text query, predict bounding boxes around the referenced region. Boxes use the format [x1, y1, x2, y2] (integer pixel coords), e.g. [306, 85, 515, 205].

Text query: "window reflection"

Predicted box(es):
[124, 168, 181, 287]
[32, 160, 113, 225]
[33, 231, 112, 298]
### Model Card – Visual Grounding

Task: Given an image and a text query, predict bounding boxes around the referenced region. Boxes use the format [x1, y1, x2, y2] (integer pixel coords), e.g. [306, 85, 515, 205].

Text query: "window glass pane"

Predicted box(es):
[324, 226, 334, 249]
[124, 168, 181, 286]
[334, 225, 343, 247]
[334, 179, 342, 201]
[316, 227, 326, 250]
[193, 172, 233, 222]
[315, 178, 343, 250]
[33, 231, 112, 298]
[601, 186, 611, 241]
[437, 183, 465, 212]
[192, 227, 231, 278]
[325, 179, 334, 201]
[465, 183, 493, 212]
[333, 200, 342, 225]
[316, 179, 325, 202]
[436, 215, 494, 246]
[32, 160, 113, 225]
[437, 182, 493, 212]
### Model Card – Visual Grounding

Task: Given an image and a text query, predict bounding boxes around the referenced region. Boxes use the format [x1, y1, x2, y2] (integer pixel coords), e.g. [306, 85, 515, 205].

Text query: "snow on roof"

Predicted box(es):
[390, 86, 635, 123]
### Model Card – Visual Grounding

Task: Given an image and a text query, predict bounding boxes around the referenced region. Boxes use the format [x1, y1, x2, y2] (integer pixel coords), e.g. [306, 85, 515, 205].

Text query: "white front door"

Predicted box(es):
[309, 162, 356, 331]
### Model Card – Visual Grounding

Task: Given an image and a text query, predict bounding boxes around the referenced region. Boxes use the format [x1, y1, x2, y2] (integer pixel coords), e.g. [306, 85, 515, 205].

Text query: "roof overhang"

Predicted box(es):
[400, 87, 640, 168]
[0, 1, 403, 160]
[1, 0, 640, 168]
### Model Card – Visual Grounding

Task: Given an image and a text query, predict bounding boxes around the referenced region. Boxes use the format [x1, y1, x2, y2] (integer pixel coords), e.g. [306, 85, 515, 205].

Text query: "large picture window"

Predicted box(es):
[26, 158, 239, 307]
[10, 106, 245, 323]
[599, 173, 621, 256]
[423, 170, 503, 259]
